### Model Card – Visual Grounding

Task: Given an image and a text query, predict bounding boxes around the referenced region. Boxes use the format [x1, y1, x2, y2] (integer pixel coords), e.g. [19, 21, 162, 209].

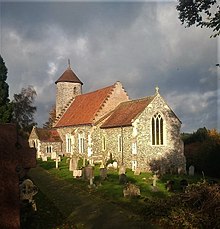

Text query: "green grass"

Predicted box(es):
[37, 156, 203, 202]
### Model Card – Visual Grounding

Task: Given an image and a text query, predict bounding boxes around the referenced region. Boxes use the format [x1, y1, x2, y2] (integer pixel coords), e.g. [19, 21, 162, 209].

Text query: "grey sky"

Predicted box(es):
[0, 1, 218, 132]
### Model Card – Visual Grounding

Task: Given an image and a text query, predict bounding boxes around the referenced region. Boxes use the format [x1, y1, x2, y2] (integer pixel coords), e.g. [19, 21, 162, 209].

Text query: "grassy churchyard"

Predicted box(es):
[26, 157, 220, 229]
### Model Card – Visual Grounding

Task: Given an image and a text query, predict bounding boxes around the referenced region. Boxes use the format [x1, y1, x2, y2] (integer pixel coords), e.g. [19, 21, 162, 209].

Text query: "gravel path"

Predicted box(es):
[28, 166, 156, 229]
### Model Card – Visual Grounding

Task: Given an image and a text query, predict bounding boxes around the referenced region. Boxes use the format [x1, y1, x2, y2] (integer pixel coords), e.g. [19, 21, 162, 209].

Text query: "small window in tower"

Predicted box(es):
[73, 87, 77, 94]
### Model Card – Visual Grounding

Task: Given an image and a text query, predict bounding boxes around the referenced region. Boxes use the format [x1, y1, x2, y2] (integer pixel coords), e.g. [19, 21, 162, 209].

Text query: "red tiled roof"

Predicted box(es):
[55, 67, 83, 85]
[36, 128, 62, 142]
[55, 84, 115, 127]
[101, 96, 155, 128]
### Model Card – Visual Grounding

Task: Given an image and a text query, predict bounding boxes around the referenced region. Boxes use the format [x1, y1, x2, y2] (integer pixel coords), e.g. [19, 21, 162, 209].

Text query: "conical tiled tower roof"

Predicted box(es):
[55, 66, 83, 85]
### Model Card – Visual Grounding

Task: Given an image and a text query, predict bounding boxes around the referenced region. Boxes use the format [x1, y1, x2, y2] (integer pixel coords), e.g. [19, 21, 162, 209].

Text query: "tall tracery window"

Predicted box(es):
[66, 134, 72, 153]
[152, 113, 164, 145]
[78, 132, 85, 154]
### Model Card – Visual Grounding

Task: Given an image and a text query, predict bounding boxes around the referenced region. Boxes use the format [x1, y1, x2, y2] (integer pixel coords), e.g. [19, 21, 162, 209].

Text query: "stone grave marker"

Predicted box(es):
[188, 165, 195, 176]
[42, 155, 47, 161]
[73, 169, 82, 178]
[51, 151, 57, 160]
[83, 164, 94, 180]
[113, 161, 118, 169]
[100, 168, 107, 180]
[119, 173, 127, 185]
[134, 168, 141, 176]
[123, 183, 140, 197]
[69, 157, 78, 171]
[118, 165, 126, 175]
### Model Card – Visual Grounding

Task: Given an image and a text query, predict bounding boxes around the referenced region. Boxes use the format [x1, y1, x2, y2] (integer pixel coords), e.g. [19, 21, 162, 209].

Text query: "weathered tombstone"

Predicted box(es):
[188, 165, 195, 176]
[100, 168, 107, 180]
[20, 179, 38, 211]
[165, 180, 175, 192]
[134, 168, 141, 176]
[113, 161, 118, 169]
[107, 163, 113, 169]
[51, 151, 57, 160]
[55, 156, 61, 169]
[83, 164, 94, 180]
[69, 157, 78, 171]
[42, 155, 47, 161]
[123, 183, 140, 197]
[73, 169, 82, 178]
[118, 165, 126, 175]
[119, 173, 127, 185]
[152, 174, 158, 187]
[180, 179, 188, 191]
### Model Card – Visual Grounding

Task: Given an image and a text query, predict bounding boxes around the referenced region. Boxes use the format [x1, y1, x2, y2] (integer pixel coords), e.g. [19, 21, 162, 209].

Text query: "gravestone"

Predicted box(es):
[42, 155, 47, 161]
[20, 179, 38, 211]
[113, 161, 118, 169]
[119, 173, 127, 185]
[118, 165, 126, 175]
[83, 165, 94, 180]
[51, 151, 57, 160]
[73, 169, 82, 178]
[188, 165, 195, 176]
[100, 168, 107, 180]
[123, 183, 140, 197]
[55, 156, 61, 169]
[69, 157, 78, 171]
[134, 168, 141, 176]
[152, 174, 158, 187]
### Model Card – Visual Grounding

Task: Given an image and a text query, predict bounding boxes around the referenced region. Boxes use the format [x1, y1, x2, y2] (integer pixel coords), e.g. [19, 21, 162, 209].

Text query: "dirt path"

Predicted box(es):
[28, 166, 155, 229]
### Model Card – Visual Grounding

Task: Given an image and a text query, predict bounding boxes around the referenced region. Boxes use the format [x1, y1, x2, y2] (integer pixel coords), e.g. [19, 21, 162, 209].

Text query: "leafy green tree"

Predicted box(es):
[43, 104, 56, 129]
[0, 55, 13, 122]
[177, 0, 220, 37]
[12, 85, 37, 137]
[184, 128, 220, 178]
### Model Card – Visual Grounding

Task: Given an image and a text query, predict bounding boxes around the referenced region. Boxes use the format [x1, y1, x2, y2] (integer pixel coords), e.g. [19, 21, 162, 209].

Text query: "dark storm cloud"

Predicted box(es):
[0, 1, 218, 132]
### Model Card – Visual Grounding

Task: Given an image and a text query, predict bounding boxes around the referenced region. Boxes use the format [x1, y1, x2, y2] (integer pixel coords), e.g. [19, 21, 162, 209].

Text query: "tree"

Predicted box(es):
[176, 0, 220, 37]
[43, 104, 56, 129]
[0, 55, 13, 122]
[12, 85, 37, 137]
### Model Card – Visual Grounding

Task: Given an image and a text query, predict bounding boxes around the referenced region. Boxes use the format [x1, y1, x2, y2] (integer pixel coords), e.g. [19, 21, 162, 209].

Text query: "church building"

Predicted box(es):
[29, 63, 186, 173]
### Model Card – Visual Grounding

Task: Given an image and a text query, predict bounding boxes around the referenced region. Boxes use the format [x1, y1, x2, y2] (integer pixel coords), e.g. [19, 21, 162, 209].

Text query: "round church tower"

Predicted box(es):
[55, 61, 83, 117]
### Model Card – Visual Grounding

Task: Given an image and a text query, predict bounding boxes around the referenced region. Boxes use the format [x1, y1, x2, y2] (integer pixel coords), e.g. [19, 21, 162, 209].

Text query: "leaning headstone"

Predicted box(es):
[118, 165, 126, 175]
[119, 173, 127, 185]
[100, 168, 107, 180]
[123, 183, 140, 197]
[188, 165, 195, 176]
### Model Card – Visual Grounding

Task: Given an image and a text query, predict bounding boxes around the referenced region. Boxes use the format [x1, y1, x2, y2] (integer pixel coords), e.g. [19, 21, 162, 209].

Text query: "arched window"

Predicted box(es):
[66, 133, 73, 153]
[78, 132, 85, 154]
[152, 113, 164, 145]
